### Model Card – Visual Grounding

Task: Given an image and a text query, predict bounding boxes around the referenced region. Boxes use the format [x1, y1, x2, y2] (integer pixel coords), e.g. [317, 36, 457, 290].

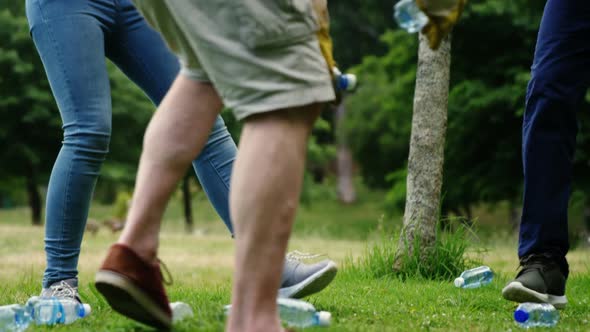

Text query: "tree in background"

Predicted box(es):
[335, 98, 356, 203]
[0, 3, 159, 224]
[0, 5, 61, 224]
[343, 30, 417, 189]
[394, 34, 452, 270]
[344, 1, 549, 225]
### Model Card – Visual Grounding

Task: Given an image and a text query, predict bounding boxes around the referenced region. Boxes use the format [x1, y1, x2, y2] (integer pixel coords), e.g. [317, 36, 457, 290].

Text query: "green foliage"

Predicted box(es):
[328, 0, 394, 69]
[440, 0, 545, 213]
[0, 5, 61, 186]
[342, 31, 417, 188]
[308, 117, 337, 171]
[0, 4, 163, 205]
[343, 1, 551, 216]
[300, 175, 338, 207]
[112, 191, 131, 219]
[383, 168, 407, 216]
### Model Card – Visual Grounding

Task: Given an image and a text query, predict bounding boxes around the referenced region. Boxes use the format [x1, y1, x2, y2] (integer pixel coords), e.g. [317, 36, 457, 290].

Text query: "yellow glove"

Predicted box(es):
[312, 0, 337, 73]
[416, 0, 467, 50]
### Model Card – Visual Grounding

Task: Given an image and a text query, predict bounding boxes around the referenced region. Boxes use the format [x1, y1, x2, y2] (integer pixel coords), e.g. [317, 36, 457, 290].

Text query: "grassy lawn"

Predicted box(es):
[1, 193, 590, 331]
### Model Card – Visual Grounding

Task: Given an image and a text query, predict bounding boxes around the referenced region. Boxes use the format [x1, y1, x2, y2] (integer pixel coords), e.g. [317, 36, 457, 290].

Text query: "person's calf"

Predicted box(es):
[118, 77, 222, 263]
[227, 103, 324, 332]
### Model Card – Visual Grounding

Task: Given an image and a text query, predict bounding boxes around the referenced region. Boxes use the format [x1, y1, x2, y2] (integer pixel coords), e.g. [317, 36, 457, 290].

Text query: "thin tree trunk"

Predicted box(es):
[394, 34, 451, 271]
[182, 174, 193, 234]
[26, 165, 42, 226]
[335, 98, 356, 204]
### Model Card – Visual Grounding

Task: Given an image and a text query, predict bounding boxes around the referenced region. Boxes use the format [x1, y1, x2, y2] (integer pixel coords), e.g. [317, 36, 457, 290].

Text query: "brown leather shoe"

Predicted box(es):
[95, 244, 172, 330]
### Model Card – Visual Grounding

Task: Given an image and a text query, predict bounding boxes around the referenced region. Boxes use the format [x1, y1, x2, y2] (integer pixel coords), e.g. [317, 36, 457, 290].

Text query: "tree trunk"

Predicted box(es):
[335, 98, 356, 204]
[393, 34, 451, 271]
[182, 174, 193, 234]
[26, 165, 42, 226]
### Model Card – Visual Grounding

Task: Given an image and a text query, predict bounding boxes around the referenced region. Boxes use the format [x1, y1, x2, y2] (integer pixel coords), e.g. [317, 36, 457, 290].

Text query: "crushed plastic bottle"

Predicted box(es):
[0, 304, 32, 332]
[514, 303, 559, 328]
[454, 266, 494, 288]
[224, 298, 331, 328]
[170, 302, 193, 323]
[394, 0, 429, 33]
[27, 297, 90, 325]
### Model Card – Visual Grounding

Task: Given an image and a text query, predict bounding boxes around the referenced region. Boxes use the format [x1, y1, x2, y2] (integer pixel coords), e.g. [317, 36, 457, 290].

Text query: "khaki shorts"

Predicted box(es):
[134, 0, 335, 120]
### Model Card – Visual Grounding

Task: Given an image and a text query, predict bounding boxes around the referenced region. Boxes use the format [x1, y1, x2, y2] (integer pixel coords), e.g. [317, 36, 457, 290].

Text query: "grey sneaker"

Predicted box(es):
[502, 254, 568, 309]
[278, 251, 338, 299]
[41, 278, 82, 303]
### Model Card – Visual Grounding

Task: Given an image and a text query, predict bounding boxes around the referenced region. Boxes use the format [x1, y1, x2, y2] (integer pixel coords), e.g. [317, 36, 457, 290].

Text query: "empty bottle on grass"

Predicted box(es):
[394, 0, 429, 33]
[0, 304, 32, 332]
[224, 298, 331, 328]
[514, 303, 559, 328]
[277, 298, 331, 328]
[26, 297, 90, 325]
[454, 266, 494, 288]
[170, 302, 194, 323]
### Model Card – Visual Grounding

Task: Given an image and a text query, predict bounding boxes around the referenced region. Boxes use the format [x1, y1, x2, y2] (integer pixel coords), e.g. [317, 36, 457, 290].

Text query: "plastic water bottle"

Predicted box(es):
[224, 298, 331, 328]
[0, 304, 32, 332]
[454, 266, 494, 288]
[27, 297, 91, 325]
[170, 302, 193, 323]
[514, 303, 559, 328]
[394, 0, 429, 33]
[277, 298, 331, 328]
[333, 67, 358, 92]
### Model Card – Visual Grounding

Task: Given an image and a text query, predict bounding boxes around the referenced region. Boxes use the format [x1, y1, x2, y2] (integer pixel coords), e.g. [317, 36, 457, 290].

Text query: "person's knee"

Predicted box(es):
[63, 123, 111, 159]
[524, 64, 583, 132]
[528, 64, 584, 107]
[142, 120, 196, 166]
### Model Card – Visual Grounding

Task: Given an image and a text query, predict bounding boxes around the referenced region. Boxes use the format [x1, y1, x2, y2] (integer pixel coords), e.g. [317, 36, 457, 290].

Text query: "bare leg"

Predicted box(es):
[118, 76, 222, 263]
[226, 104, 322, 332]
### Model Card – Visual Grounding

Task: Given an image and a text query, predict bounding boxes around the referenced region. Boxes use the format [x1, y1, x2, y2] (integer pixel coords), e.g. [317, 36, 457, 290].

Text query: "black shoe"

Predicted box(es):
[502, 254, 568, 309]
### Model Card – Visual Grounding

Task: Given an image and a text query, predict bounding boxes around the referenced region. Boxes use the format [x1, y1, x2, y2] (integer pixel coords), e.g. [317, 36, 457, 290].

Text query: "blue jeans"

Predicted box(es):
[26, 0, 236, 288]
[520, 0, 590, 275]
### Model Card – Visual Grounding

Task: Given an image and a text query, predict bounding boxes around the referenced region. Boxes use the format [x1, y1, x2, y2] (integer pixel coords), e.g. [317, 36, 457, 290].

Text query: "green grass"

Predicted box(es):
[1, 194, 590, 331]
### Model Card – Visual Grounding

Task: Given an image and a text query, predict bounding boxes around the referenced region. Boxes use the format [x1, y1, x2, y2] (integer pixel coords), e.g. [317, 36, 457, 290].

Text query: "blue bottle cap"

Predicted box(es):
[338, 75, 349, 90]
[78, 304, 91, 317]
[514, 309, 529, 323]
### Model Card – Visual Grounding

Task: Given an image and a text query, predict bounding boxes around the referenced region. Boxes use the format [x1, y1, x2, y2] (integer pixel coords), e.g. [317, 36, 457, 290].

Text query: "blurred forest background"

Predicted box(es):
[2, 0, 590, 242]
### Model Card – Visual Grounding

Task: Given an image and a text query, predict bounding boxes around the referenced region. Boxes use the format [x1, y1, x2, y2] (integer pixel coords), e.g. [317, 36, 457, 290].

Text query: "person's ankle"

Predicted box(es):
[116, 240, 158, 265]
[226, 311, 282, 332]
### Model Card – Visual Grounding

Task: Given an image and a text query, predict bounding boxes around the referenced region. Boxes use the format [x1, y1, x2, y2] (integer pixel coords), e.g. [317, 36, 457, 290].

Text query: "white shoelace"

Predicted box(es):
[286, 250, 324, 262]
[46, 280, 77, 298]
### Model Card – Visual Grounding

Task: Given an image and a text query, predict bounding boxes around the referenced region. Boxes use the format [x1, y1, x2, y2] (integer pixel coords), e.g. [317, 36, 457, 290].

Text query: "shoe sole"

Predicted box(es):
[95, 270, 172, 330]
[502, 281, 567, 309]
[278, 261, 338, 299]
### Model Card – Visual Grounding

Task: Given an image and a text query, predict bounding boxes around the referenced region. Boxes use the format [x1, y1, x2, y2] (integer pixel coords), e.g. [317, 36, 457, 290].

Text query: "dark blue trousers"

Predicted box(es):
[520, 0, 590, 275]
